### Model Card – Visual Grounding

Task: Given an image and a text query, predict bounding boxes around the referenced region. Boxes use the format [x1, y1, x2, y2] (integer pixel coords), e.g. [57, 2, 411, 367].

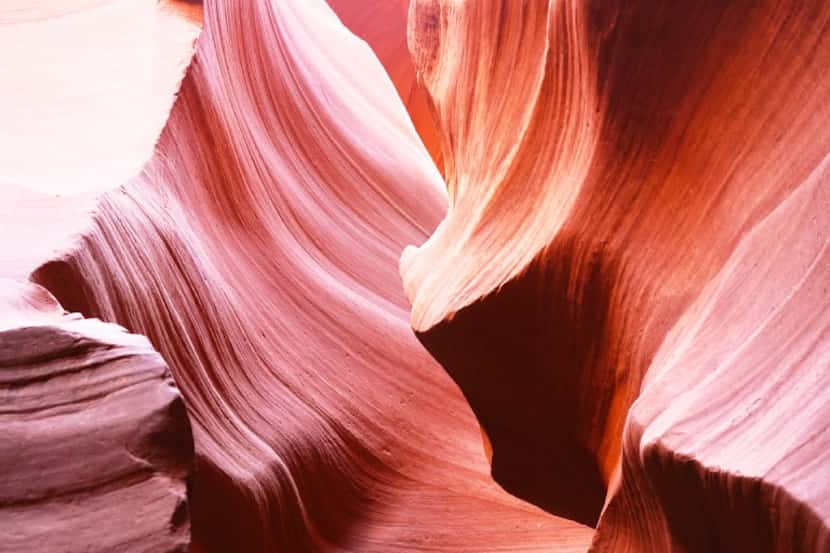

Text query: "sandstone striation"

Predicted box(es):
[401, 0, 830, 549]
[31, 1, 593, 551]
[0, 281, 193, 553]
[2, 0, 828, 552]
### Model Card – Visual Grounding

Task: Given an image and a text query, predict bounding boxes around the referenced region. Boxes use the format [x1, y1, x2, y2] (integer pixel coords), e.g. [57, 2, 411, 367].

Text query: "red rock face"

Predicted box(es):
[2, 0, 829, 552]
[402, 0, 830, 550]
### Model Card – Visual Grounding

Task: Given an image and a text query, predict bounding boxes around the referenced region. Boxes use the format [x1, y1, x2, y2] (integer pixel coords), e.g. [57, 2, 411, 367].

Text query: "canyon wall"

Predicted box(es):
[1, 0, 827, 552]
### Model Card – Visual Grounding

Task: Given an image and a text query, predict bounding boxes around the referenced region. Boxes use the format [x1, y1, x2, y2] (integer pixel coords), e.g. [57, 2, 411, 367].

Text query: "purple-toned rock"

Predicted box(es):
[0, 281, 193, 553]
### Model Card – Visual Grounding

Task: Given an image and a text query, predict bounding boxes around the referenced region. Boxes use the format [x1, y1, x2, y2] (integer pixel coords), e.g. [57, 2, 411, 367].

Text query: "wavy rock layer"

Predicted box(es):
[402, 0, 830, 546]
[34, 1, 593, 551]
[0, 281, 193, 553]
[594, 153, 830, 552]
[7, 0, 827, 551]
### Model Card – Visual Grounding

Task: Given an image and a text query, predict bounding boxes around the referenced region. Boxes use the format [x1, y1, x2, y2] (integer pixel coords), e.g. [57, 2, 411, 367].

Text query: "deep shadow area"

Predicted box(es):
[33, 259, 96, 318]
[415, 235, 623, 527]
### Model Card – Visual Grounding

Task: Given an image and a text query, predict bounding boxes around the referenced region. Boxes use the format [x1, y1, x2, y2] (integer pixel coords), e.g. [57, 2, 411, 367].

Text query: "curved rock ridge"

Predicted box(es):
[325, 0, 444, 172]
[402, 0, 598, 331]
[0, 280, 193, 553]
[593, 152, 830, 552]
[33, 0, 593, 551]
[4, 0, 828, 551]
[401, 0, 830, 543]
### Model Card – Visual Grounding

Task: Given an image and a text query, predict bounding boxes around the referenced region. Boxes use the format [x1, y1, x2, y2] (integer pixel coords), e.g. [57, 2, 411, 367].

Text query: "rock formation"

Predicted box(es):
[402, 0, 830, 550]
[28, 0, 592, 551]
[1, 0, 828, 552]
[0, 280, 193, 553]
[326, 0, 443, 172]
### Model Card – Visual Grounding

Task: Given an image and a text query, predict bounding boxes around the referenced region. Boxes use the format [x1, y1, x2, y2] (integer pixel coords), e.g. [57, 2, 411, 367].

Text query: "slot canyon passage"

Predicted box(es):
[0, 0, 828, 551]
